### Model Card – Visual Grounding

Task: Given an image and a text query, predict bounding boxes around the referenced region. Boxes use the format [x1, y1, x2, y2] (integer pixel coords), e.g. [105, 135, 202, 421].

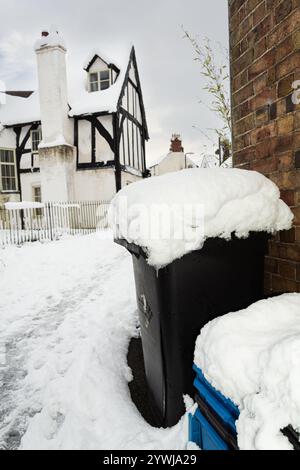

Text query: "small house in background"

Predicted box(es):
[150, 134, 197, 176]
[0, 27, 149, 205]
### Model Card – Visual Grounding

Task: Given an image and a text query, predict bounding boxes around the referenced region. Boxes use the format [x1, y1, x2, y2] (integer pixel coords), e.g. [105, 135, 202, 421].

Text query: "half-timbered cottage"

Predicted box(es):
[0, 27, 149, 204]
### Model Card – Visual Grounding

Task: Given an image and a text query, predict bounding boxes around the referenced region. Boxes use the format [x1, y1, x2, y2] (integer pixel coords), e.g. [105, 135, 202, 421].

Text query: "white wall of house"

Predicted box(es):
[121, 171, 141, 188]
[74, 168, 116, 201]
[20, 173, 42, 201]
[0, 127, 16, 148]
[77, 115, 114, 165]
[150, 152, 196, 177]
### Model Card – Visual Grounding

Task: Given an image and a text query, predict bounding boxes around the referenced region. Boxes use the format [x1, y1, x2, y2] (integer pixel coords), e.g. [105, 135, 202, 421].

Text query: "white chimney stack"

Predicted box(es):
[35, 26, 71, 146]
[35, 27, 75, 202]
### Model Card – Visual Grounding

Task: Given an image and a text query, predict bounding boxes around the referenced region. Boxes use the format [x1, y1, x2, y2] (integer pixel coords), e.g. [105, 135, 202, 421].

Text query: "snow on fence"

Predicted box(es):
[0, 200, 111, 246]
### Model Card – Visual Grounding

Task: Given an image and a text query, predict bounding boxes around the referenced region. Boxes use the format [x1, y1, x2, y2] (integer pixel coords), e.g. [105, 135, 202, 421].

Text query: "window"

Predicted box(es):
[33, 185, 42, 203]
[31, 128, 42, 153]
[89, 70, 110, 92]
[0, 149, 17, 191]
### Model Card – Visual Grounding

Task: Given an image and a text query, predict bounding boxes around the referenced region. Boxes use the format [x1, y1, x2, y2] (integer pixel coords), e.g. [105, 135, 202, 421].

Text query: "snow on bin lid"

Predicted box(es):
[194, 293, 300, 450]
[109, 168, 293, 269]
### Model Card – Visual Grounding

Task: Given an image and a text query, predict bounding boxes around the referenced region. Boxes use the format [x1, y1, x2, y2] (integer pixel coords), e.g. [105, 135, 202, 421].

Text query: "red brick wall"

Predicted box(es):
[229, 0, 300, 294]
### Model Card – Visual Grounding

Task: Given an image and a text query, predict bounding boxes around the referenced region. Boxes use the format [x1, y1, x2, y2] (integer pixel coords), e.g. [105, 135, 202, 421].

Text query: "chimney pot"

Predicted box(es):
[170, 134, 184, 153]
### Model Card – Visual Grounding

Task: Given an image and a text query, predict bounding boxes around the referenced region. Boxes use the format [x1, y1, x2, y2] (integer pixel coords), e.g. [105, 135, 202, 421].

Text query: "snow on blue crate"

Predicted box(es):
[189, 365, 240, 450]
[193, 365, 239, 433]
[189, 409, 230, 451]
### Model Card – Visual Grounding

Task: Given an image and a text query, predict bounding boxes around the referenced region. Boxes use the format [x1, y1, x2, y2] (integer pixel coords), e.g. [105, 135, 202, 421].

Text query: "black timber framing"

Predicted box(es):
[113, 113, 121, 192]
[13, 122, 39, 199]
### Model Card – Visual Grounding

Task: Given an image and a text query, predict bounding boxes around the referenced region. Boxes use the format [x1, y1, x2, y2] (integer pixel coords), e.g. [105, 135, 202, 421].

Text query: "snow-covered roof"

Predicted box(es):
[0, 45, 132, 126]
[149, 152, 169, 168]
[0, 91, 40, 126]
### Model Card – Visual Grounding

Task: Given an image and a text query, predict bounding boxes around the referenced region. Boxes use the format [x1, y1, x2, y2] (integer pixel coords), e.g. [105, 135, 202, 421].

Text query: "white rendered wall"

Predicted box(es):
[0, 127, 16, 149]
[121, 171, 142, 188]
[77, 116, 114, 164]
[20, 172, 42, 201]
[74, 168, 116, 201]
[36, 45, 72, 146]
[39, 146, 75, 202]
[151, 153, 196, 177]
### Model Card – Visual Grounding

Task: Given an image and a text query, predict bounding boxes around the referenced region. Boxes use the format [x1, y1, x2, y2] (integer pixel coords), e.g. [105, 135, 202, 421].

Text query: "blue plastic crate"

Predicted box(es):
[193, 365, 239, 433]
[189, 409, 230, 450]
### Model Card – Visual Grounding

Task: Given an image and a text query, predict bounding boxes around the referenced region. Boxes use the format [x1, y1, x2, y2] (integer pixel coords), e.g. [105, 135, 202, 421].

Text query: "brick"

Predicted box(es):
[234, 147, 256, 165]
[281, 189, 296, 205]
[276, 52, 300, 80]
[293, 30, 300, 49]
[232, 48, 254, 76]
[278, 73, 294, 97]
[234, 113, 255, 136]
[255, 137, 277, 158]
[249, 49, 276, 80]
[297, 264, 300, 282]
[232, 70, 249, 91]
[275, 134, 293, 153]
[276, 36, 294, 63]
[273, 170, 300, 189]
[253, 2, 267, 26]
[250, 88, 277, 111]
[265, 256, 279, 274]
[250, 156, 278, 174]
[294, 110, 300, 129]
[253, 36, 267, 60]
[280, 227, 296, 243]
[278, 151, 294, 170]
[295, 149, 300, 168]
[233, 100, 252, 121]
[275, 0, 293, 25]
[277, 97, 287, 116]
[264, 272, 272, 292]
[278, 260, 296, 279]
[270, 102, 277, 120]
[277, 114, 294, 134]
[268, 8, 300, 48]
[250, 122, 277, 144]
[292, 206, 300, 225]
[271, 275, 298, 293]
[253, 73, 268, 94]
[253, 14, 274, 42]
[255, 106, 270, 126]
[233, 83, 254, 106]
[233, 132, 252, 151]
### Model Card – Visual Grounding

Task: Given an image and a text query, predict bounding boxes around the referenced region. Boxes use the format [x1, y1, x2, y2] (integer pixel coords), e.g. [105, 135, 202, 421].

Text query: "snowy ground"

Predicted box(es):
[0, 232, 186, 450]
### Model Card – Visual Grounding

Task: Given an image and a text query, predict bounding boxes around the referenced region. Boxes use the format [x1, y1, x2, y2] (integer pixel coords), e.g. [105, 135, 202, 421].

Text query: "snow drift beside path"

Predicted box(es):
[194, 294, 300, 450]
[0, 233, 187, 450]
[110, 168, 293, 268]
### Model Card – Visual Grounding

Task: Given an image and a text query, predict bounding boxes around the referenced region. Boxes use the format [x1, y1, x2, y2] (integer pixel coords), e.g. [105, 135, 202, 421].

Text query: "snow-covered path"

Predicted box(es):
[0, 233, 186, 450]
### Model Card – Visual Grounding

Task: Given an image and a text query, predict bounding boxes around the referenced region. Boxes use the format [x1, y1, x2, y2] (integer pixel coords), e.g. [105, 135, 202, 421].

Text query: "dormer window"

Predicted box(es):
[89, 70, 110, 92]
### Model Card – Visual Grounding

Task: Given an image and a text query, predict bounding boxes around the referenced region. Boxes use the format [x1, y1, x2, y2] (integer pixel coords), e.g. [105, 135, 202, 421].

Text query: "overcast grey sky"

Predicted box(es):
[0, 0, 229, 164]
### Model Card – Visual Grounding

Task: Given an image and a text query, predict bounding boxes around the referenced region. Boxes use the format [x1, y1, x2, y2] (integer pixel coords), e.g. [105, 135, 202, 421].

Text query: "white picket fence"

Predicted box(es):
[0, 200, 111, 246]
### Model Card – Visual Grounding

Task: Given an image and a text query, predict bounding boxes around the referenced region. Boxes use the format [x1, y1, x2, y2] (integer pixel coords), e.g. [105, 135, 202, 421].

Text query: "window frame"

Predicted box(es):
[32, 184, 42, 203]
[89, 69, 111, 92]
[0, 148, 18, 192]
[31, 128, 42, 154]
